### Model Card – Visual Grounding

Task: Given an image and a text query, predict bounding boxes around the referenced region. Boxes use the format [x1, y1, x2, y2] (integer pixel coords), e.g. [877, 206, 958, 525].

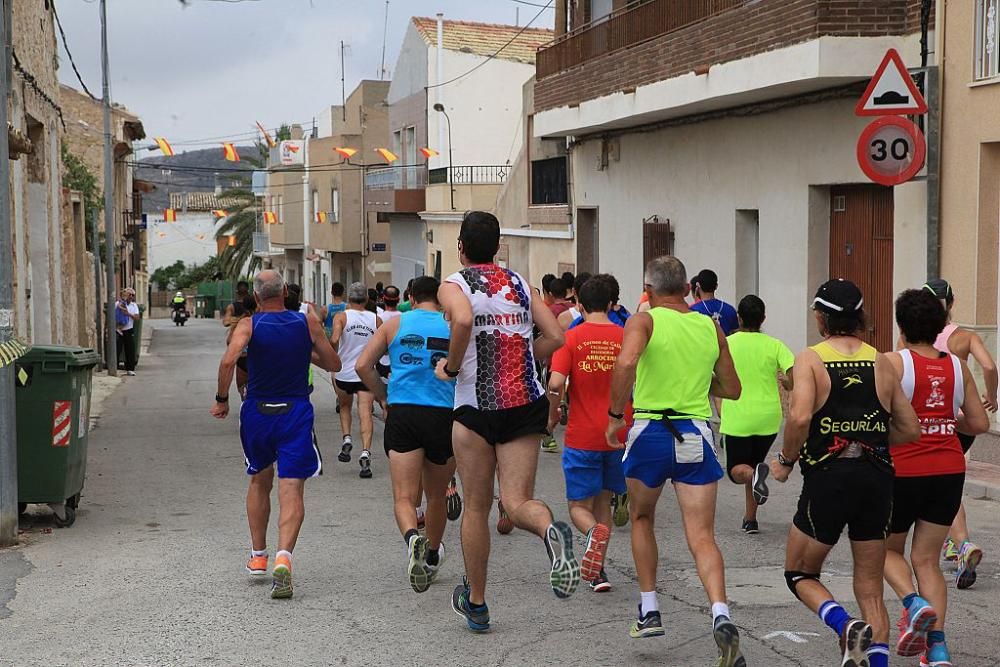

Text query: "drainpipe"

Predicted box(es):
[436, 13, 445, 162]
[924, 0, 940, 279]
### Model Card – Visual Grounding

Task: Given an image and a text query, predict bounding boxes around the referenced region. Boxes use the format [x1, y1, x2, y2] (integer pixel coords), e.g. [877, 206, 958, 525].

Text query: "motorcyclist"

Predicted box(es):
[172, 291, 186, 312]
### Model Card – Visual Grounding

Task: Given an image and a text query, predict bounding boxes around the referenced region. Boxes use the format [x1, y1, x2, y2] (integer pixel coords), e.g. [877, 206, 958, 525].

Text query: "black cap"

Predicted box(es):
[813, 279, 864, 314]
[923, 278, 953, 301]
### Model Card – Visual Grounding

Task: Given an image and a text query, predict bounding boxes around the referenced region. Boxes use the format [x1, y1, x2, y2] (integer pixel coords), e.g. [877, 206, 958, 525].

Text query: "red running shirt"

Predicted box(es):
[893, 349, 966, 477]
[550, 322, 629, 451]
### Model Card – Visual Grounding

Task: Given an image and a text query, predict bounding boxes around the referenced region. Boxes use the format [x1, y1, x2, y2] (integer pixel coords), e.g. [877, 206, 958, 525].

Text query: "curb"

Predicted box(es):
[964, 479, 1000, 502]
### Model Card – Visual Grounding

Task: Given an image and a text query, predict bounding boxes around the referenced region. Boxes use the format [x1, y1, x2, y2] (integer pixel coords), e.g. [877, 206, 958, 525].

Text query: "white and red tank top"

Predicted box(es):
[445, 264, 543, 410]
[893, 348, 965, 477]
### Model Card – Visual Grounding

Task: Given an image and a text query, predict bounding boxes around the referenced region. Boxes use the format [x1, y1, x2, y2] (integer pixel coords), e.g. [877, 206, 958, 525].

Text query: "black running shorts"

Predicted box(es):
[383, 404, 454, 466]
[453, 397, 549, 447]
[890, 473, 965, 534]
[958, 432, 976, 454]
[722, 434, 777, 483]
[793, 458, 893, 545]
[335, 380, 369, 395]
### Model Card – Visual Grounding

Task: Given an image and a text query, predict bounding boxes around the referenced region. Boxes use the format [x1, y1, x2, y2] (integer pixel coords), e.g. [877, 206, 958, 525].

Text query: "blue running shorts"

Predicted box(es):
[622, 418, 723, 488]
[240, 398, 321, 479]
[562, 447, 627, 501]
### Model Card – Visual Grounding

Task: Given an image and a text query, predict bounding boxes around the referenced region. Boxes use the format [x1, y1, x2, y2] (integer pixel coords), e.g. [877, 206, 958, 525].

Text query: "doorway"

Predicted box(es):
[734, 209, 760, 299]
[829, 185, 894, 351]
[576, 208, 599, 275]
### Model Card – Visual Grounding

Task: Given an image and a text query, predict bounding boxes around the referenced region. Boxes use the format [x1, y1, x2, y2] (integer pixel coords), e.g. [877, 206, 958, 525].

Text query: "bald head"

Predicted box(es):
[254, 270, 286, 302]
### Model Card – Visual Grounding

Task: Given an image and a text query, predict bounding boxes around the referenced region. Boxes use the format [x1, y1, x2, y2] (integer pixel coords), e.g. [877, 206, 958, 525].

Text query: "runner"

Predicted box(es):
[210, 270, 341, 599]
[546, 278, 573, 319]
[377, 285, 402, 380]
[568, 274, 630, 329]
[541, 273, 557, 308]
[331, 282, 382, 478]
[769, 279, 920, 667]
[690, 269, 739, 336]
[605, 256, 745, 666]
[557, 272, 591, 330]
[883, 288, 989, 665]
[222, 280, 251, 327]
[548, 275, 626, 593]
[922, 279, 998, 589]
[719, 295, 794, 534]
[321, 282, 347, 338]
[436, 211, 578, 633]
[355, 276, 457, 594]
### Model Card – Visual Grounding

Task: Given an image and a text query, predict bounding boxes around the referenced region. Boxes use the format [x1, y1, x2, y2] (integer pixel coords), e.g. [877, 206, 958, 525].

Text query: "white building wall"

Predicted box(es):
[148, 212, 219, 274]
[387, 26, 429, 105]
[575, 97, 927, 350]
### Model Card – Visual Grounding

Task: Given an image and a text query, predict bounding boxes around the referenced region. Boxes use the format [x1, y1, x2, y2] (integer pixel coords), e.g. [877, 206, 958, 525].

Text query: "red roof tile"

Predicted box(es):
[412, 17, 553, 65]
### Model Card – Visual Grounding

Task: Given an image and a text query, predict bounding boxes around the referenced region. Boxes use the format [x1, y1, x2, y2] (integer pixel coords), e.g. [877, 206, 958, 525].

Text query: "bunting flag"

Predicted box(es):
[420, 147, 440, 159]
[164, 208, 177, 222]
[334, 147, 357, 160]
[315, 211, 328, 224]
[195, 234, 206, 240]
[227, 235, 237, 247]
[211, 209, 229, 219]
[222, 143, 240, 162]
[375, 148, 399, 163]
[154, 137, 175, 156]
[157, 232, 168, 238]
[263, 211, 277, 224]
[0, 339, 28, 370]
[256, 121, 276, 149]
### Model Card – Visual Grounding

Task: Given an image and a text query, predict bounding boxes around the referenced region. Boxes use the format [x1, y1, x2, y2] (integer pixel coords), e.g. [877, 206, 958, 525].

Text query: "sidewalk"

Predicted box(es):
[967, 460, 1000, 501]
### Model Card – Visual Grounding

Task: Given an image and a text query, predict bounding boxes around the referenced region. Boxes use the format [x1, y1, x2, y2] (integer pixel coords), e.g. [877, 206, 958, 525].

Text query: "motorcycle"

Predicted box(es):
[172, 306, 189, 326]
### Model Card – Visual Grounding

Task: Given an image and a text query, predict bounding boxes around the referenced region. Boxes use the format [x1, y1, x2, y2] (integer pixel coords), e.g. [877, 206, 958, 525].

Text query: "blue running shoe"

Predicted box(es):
[451, 577, 490, 633]
[896, 595, 938, 657]
[920, 641, 954, 667]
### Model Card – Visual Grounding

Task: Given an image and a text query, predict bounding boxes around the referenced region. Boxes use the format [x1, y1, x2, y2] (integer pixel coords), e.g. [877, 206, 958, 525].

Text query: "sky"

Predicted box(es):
[55, 0, 554, 149]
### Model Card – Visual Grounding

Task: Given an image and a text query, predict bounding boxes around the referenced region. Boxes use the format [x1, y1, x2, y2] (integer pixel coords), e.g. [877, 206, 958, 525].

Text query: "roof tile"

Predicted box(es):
[412, 17, 553, 65]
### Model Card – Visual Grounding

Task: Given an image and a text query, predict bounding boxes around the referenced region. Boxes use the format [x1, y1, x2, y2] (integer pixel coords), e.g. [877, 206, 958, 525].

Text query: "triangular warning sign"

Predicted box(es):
[856, 48, 927, 116]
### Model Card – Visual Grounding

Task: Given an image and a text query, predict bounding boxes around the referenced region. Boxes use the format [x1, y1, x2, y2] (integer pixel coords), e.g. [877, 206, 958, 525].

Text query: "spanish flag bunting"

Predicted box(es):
[157, 231, 167, 238]
[154, 137, 175, 156]
[263, 211, 277, 224]
[419, 147, 440, 159]
[334, 147, 357, 160]
[164, 208, 177, 222]
[228, 235, 237, 247]
[222, 143, 240, 162]
[375, 148, 399, 163]
[211, 209, 229, 219]
[315, 211, 328, 224]
[256, 121, 276, 149]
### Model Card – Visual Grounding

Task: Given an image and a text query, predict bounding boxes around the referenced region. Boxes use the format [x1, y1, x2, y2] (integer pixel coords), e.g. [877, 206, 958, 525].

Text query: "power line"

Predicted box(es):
[425, 0, 554, 90]
[506, 0, 554, 7]
[52, 1, 98, 100]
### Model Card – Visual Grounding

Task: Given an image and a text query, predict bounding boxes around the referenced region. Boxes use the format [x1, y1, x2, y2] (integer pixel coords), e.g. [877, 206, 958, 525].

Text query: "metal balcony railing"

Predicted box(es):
[364, 165, 429, 190]
[536, 0, 744, 78]
[428, 165, 510, 186]
[253, 232, 270, 255]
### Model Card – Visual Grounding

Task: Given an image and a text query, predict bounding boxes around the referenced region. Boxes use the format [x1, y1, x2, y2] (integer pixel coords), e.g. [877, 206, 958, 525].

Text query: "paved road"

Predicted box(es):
[2, 318, 997, 666]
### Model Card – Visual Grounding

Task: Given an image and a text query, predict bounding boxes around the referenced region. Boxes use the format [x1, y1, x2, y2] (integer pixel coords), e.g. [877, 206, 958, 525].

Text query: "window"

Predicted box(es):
[976, 0, 1000, 80]
[531, 157, 568, 205]
[330, 188, 340, 223]
[277, 195, 284, 223]
[312, 190, 319, 222]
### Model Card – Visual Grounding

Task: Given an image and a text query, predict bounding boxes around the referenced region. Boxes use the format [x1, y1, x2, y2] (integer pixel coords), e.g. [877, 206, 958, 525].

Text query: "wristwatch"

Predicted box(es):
[215, 394, 229, 403]
[777, 452, 796, 468]
[608, 409, 625, 420]
[444, 366, 460, 378]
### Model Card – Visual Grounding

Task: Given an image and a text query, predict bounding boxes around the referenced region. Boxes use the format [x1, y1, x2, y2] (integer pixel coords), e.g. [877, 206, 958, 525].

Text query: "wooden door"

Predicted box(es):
[829, 185, 894, 351]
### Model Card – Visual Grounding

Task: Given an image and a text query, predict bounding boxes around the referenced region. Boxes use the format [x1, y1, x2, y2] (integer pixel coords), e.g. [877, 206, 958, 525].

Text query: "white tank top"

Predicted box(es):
[335, 309, 377, 382]
[379, 309, 402, 367]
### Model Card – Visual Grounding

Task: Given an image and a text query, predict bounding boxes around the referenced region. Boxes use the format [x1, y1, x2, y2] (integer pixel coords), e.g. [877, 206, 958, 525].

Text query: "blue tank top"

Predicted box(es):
[387, 309, 455, 409]
[324, 302, 347, 334]
[246, 311, 312, 401]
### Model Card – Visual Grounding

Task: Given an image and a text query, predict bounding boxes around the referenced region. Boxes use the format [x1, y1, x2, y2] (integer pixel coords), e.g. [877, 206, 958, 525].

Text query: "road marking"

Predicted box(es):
[763, 631, 822, 644]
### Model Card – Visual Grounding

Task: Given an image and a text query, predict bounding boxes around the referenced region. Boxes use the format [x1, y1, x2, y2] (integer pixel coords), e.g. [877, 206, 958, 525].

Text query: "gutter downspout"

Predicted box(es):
[925, 0, 941, 279]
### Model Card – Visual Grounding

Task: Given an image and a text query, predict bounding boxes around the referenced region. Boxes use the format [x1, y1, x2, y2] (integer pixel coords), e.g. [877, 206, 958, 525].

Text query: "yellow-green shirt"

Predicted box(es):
[720, 331, 794, 437]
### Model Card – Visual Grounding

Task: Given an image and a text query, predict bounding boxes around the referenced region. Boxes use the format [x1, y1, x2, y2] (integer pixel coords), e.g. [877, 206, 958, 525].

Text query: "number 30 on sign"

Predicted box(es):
[856, 116, 926, 186]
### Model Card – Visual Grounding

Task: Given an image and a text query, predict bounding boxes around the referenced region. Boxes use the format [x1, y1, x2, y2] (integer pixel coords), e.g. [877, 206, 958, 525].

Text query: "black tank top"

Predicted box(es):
[802, 341, 892, 474]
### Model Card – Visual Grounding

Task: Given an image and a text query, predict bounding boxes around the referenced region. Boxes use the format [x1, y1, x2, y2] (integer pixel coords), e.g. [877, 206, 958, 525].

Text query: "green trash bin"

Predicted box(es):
[195, 294, 216, 318]
[15, 345, 101, 527]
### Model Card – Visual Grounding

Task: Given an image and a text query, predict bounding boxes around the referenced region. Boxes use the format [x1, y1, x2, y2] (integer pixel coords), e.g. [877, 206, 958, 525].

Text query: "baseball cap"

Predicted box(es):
[813, 279, 863, 314]
[923, 278, 953, 301]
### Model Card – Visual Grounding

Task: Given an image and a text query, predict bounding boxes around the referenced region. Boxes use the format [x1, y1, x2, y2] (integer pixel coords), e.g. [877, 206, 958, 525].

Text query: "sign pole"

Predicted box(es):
[101, 0, 118, 376]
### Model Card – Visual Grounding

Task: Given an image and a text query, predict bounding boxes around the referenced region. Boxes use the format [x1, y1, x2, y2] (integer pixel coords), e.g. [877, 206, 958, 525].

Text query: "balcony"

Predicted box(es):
[534, 0, 926, 136]
[429, 165, 510, 185]
[364, 166, 428, 215]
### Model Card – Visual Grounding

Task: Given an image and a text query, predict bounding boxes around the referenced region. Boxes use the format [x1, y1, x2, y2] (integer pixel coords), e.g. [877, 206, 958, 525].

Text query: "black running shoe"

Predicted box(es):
[629, 606, 665, 638]
[741, 519, 759, 534]
[751, 462, 770, 505]
[359, 454, 372, 479]
[714, 616, 746, 667]
[338, 439, 352, 463]
[451, 577, 490, 633]
[446, 477, 462, 521]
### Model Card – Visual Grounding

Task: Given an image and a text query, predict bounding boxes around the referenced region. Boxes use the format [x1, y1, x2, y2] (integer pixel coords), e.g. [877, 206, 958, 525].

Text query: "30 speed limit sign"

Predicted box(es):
[856, 116, 926, 186]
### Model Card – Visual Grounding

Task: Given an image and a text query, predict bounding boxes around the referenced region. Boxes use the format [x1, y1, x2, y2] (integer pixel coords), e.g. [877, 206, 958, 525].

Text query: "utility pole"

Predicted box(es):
[0, 0, 19, 547]
[302, 135, 312, 304]
[101, 0, 117, 376]
[340, 41, 347, 123]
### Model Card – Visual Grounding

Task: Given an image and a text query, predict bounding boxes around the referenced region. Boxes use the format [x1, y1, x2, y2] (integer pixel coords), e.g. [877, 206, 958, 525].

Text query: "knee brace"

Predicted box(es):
[784, 570, 820, 600]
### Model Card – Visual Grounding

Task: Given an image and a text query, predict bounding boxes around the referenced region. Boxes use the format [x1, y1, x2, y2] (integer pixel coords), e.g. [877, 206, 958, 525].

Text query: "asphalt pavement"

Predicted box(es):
[1, 318, 997, 666]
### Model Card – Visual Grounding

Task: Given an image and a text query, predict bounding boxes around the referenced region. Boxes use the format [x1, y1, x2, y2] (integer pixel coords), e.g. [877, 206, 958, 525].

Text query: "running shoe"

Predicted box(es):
[713, 615, 746, 667]
[359, 452, 372, 479]
[751, 462, 770, 505]
[496, 500, 514, 535]
[920, 642, 954, 667]
[741, 519, 759, 534]
[451, 577, 490, 633]
[540, 432, 559, 453]
[246, 554, 268, 576]
[590, 569, 611, 593]
[426, 543, 446, 584]
[559, 402, 568, 426]
[581, 523, 610, 582]
[896, 596, 937, 657]
[407, 534, 431, 593]
[338, 438, 352, 463]
[839, 618, 873, 667]
[270, 554, 293, 600]
[446, 477, 462, 521]
[956, 541, 983, 590]
[544, 521, 581, 599]
[612, 492, 630, 527]
[629, 606, 665, 638]
[941, 538, 960, 562]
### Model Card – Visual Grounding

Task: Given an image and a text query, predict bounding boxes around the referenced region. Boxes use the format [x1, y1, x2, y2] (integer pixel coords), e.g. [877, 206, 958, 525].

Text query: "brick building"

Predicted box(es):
[534, 0, 936, 351]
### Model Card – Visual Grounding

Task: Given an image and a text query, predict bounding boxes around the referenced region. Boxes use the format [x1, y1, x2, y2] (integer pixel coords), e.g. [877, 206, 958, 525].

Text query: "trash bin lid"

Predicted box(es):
[21, 345, 101, 368]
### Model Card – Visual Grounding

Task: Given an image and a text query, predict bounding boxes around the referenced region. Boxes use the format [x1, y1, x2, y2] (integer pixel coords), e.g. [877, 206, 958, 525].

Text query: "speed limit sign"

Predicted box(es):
[856, 116, 926, 186]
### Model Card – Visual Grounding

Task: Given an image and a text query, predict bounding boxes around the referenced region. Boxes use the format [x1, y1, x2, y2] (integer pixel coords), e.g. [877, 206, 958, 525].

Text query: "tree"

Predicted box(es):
[61, 144, 102, 251]
[150, 256, 223, 290]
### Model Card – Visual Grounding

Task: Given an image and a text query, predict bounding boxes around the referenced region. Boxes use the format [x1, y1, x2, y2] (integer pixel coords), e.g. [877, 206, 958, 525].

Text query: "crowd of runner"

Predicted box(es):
[211, 210, 996, 667]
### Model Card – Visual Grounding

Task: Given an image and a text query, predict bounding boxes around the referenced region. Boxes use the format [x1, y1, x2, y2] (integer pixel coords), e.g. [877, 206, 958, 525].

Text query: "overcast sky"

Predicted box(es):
[56, 0, 553, 148]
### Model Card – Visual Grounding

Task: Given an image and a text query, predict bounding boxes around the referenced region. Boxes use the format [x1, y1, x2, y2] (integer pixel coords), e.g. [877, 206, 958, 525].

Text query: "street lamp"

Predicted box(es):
[432, 103, 455, 211]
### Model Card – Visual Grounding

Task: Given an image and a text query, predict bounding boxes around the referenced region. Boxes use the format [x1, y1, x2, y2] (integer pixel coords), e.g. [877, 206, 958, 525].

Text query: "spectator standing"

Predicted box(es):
[116, 288, 141, 376]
